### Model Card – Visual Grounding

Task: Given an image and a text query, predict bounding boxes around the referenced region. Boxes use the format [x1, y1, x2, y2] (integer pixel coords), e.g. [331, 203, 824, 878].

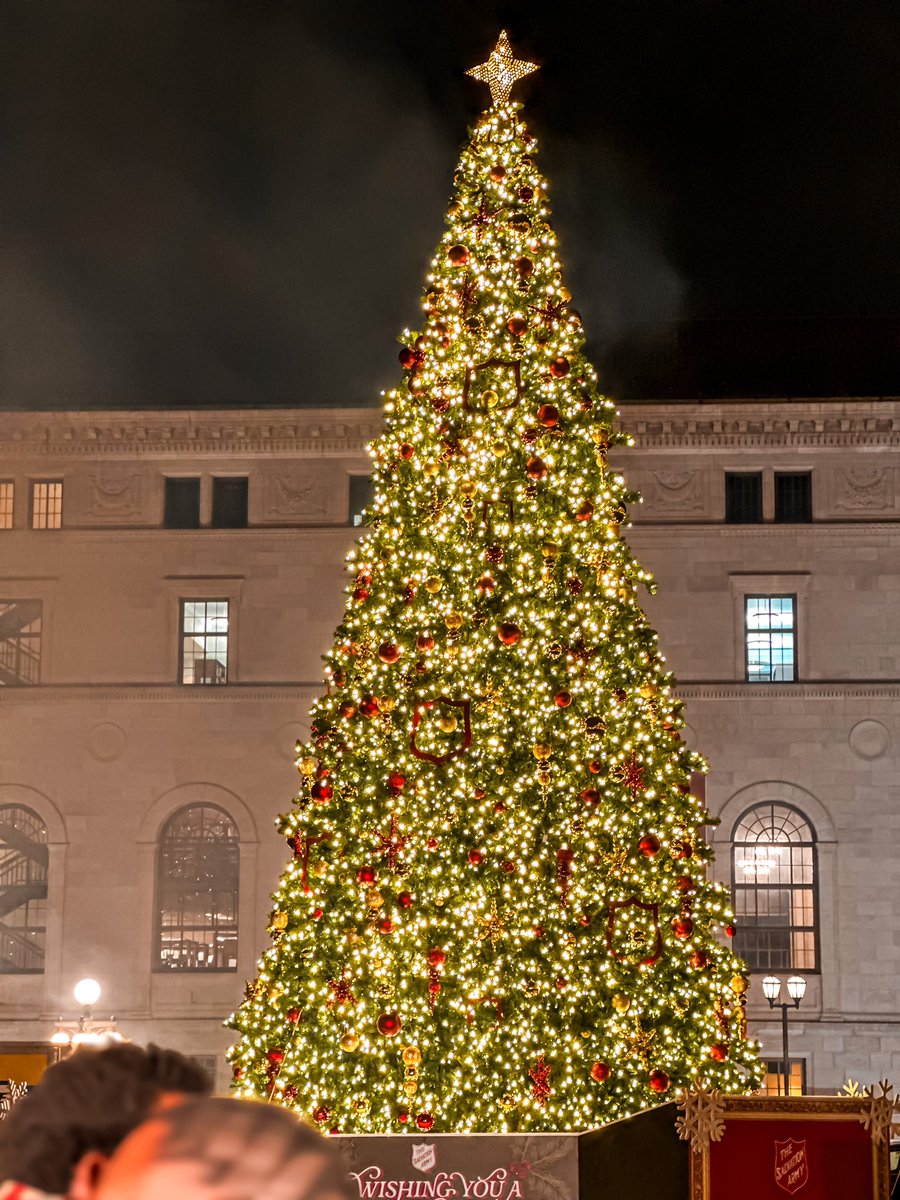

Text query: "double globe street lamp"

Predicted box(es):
[761, 974, 807, 1095]
[49, 978, 124, 1055]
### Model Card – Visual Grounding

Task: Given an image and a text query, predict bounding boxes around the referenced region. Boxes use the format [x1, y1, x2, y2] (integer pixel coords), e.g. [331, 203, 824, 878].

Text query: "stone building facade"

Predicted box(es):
[0, 400, 896, 1093]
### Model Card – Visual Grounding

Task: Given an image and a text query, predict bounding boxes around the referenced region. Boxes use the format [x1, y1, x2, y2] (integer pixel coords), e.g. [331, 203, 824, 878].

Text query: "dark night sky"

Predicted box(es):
[3, 0, 900, 409]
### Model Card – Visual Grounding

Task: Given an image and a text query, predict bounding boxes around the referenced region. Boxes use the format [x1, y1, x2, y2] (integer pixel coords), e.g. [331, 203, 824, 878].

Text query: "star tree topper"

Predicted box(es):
[466, 31, 538, 105]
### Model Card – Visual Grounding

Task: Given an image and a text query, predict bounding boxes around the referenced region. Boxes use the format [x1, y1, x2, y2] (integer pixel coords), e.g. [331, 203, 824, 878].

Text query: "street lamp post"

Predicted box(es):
[761, 974, 807, 1095]
[49, 979, 124, 1055]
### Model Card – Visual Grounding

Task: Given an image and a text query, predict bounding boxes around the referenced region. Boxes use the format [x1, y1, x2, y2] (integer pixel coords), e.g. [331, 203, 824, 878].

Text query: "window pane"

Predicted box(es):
[733, 803, 817, 972]
[180, 601, 229, 685]
[349, 475, 375, 527]
[31, 482, 62, 530]
[775, 473, 812, 523]
[211, 478, 248, 528]
[0, 601, 42, 686]
[164, 478, 201, 529]
[155, 804, 239, 971]
[745, 595, 796, 683]
[725, 473, 762, 523]
[0, 484, 13, 530]
[0, 806, 48, 973]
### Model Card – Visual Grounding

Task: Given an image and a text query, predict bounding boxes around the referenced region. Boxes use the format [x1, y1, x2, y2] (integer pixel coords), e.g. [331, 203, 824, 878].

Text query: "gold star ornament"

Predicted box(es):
[467, 31, 538, 106]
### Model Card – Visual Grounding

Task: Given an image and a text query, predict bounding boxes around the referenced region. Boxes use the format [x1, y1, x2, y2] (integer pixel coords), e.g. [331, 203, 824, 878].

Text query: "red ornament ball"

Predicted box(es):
[312, 907, 324, 920]
[398, 891, 413, 909]
[554, 690, 572, 708]
[477, 574, 496, 594]
[526, 456, 548, 480]
[566, 577, 584, 595]
[311, 781, 333, 803]
[266, 1048, 285, 1066]
[338, 701, 357, 720]
[549, 356, 570, 378]
[575, 501, 594, 521]
[485, 545, 504, 564]
[675, 875, 695, 893]
[427, 837, 438, 849]
[416, 633, 435, 652]
[589, 760, 602, 774]
[673, 916, 694, 939]
[501, 860, 516, 874]
[710, 1043, 729, 1062]
[555, 976, 568, 990]
[473, 787, 486, 800]
[416, 1112, 434, 1132]
[397, 1109, 409, 1125]
[515, 256, 534, 276]
[352, 587, 369, 602]
[497, 623, 522, 646]
[676, 841, 694, 859]
[286, 1008, 301, 1023]
[494, 801, 506, 814]
[536, 403, 560, 428]
[387, 772, 406, 792]
[507, 316, 528, 337]
[379, 918, 395, 934]
[313, 1105, 330, 1124]
[359, 696, 379, 718]
[590, 1061, 610, 1083]
[378, 642, 401, 665]
[467, 849, 484, 866]
[356, 866, 376, 885]
[725, 923, 736, 938]
[232, 1065, 243, 1079]
[489, 163, 506, 181]
[517, 185, 534, 201]
[398, 347, 418, 369]
[639, 834, 661, 857]
[376, 1011, 402, 1037]
[448, 244, 469, 265]
[427, 947, 446, 967]
[533, 926, 544, 939]
[690, 951, 708, 969]
[522, 427, 539, 444]
[649, 1070, 670, 1094]
[398, 442, 415, 460]
[579, 787, 600, 805]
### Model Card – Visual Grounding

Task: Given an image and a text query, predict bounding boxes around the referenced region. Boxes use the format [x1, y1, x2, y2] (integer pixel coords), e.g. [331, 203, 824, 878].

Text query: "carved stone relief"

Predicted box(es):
[264, 466, 332, 522]
[835, 467, 893, 511]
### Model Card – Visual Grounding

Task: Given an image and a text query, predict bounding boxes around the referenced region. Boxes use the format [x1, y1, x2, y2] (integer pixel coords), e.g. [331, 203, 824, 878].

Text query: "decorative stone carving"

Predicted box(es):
[646, 469, 704, 512]
[86, 471, 142, 520]
[85, 722, 127, 762]
[266, 469, 329, 519]
[848, 719, 891, 761]
[835, 468, 892, 511]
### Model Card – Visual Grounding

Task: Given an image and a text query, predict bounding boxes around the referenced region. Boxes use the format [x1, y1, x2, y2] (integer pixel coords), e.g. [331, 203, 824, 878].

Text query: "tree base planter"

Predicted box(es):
[335, 1103, 688, 1200]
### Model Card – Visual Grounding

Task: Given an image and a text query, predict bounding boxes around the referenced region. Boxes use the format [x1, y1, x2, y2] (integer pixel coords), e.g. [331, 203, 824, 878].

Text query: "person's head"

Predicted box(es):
[92, 1097, 351, 1200]
[0, 1042, 211, 1195]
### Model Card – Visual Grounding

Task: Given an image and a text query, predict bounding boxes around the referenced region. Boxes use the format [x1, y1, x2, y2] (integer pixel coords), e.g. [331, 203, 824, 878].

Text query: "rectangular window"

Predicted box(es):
[211, 477, 249, 528]
[0, 601, 42, 686]
[164, 478, 201, 529]
[760, 1059, 806, 1097]
[349, 475, 375, 527]
[0, 484, 14, 530]
[775, 473, 812, 523]
[725, 472, 763, 524]
[180, 600, 229, 685]
[31, 482, 62, 530]
[745, 595, 796, 682]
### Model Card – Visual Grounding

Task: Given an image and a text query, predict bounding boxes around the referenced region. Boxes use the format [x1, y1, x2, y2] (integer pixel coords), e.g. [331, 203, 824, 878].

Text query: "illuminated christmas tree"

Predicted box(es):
[228, 32, 761, 1133]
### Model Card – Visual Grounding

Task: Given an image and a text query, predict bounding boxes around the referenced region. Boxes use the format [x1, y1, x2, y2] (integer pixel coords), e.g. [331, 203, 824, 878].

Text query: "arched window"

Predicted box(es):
[155, 805, 239, 971]
[0, 805, 48, 973]
[732, 803, 817, 972]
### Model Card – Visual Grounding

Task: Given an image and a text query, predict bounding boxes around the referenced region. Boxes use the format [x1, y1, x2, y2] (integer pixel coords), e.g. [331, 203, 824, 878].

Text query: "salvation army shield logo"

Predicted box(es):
[411, 1143, 437, 1174]
[774, 1138, 809, 1194]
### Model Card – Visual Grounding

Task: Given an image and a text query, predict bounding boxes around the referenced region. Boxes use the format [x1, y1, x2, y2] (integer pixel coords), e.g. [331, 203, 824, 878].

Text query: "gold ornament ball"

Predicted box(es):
[423, 461, 440, 478]
[541, 541, 559, 558]
[402, 1045, 423, 1066]
[366, 889, 385, 910]
[353, 1097, 371, 1113]
[424, 576, 442, 594]
[341, 1031, 360, 1052]
[379, 696, 396, 713]
[532, 742, 552, 761]
[501, 1095, 517, 1110]
[438, 714, 458, 733]
[311, 862, 327, 879]
[298, 757, 317, 777]
[444, 611, 464, 631]
[606, 522, 620, 539]
[537, 769, 551, 786]
[559, 286, 573, 302]
[271, 911, 288, 930]
[404, 1081, 419, 1097]
[459, 481, 477, 498]
[481, 389, 500, 409]
[731, 974, 749, 996]
[612, 993, 631, 1013]
[491, 439, 508, 457]
[639, 683, 659, 699]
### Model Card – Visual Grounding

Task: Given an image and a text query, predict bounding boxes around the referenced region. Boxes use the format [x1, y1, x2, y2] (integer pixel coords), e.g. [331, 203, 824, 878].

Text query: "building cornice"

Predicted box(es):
[677, 681, 900, 700]
[1, 399, 899, 456]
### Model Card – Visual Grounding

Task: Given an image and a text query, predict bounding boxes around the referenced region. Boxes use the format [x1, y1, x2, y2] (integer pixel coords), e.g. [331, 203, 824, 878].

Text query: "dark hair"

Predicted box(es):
[0, 1042, 211, 1192]
[151, 1098, 351, 1200]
